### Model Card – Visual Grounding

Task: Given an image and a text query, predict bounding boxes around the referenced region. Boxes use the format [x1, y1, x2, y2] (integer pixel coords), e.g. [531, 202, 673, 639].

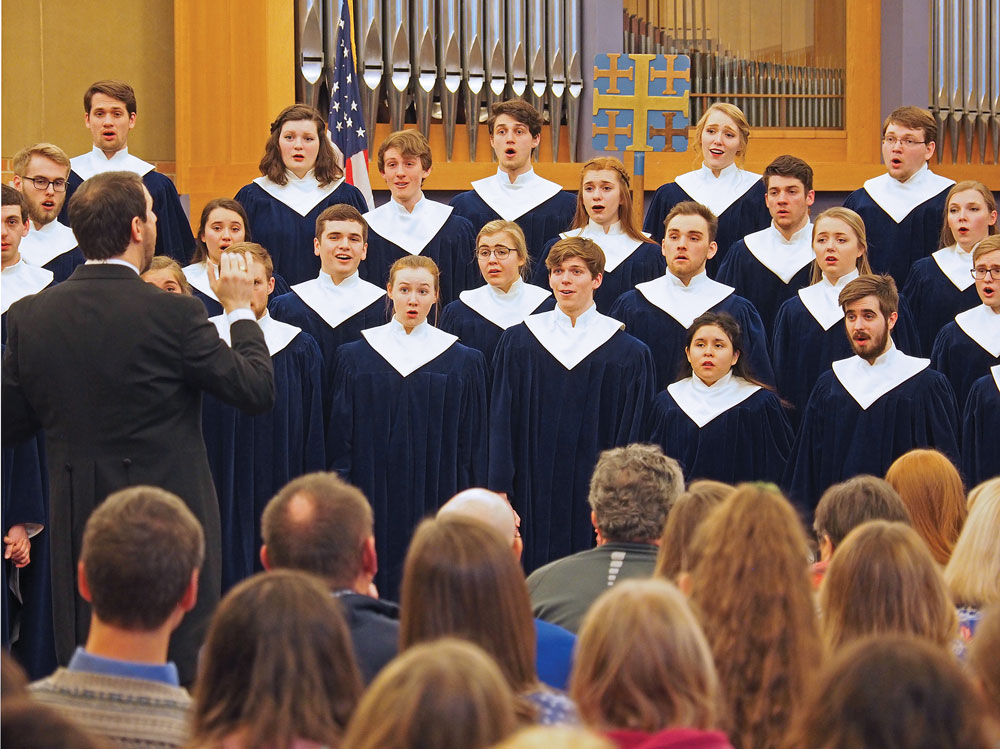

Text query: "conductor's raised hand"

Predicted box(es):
[208, 251, 257, 314]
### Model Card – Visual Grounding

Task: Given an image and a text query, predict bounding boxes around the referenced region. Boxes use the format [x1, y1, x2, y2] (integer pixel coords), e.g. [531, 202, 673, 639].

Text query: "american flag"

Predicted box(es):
[329, 0, 374, 209]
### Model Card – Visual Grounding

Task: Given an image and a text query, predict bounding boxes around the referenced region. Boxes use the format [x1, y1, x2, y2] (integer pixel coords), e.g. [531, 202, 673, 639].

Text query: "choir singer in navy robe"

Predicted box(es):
[11, 144, 83, 282]
[3, 187, 54, 344]
[450, 100, 576, 262]
[328, 255, 488, 598]
[843, 106, 954, 284]
[610, 201, 773, 391]
[362, 130, 478, 308]
[961, 364, 1000, 487]
[489, 236, 655, 572]
[784, 275, 959, 514]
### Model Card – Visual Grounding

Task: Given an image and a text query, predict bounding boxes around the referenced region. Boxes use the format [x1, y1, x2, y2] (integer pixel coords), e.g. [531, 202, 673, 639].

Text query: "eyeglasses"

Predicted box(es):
[476, 246, 513, 260]
[971, 267, 1000, 281]
[21, 176, 68, 192]
[882, 136, 926, 148]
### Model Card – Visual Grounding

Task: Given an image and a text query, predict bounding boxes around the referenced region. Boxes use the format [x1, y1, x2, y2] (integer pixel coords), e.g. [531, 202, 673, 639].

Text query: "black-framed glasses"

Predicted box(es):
[881, 136, 926, 148]
[971, 267, 1000, 281]
[477, 246, 513, 260]
[22, 176, 68, 192]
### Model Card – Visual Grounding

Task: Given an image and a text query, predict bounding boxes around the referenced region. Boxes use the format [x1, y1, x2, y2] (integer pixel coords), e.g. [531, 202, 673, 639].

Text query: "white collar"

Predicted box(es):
[742, 221, 814, 283]
[561, 221, 650, 273]
[365, 195, 453, 254]
[182, 261, 219, 301]
[955, 304, 1000, 357]
[470, 168, 562, 221]
[797, 269, 860, 330]
[992, 363, 1000, 393]
[19, 220, 78, 267]
[1, 260, 54, 314]
[85, 258, 140, 275]
[253, 170, 345, 217]
[210, 311, 301, 356]
[931, 245, 976, 291]
[862, 165, 955, 223]
[290, 271, 385, 330]
[674, 163, 762, 217]
[667, 371, 762, 427]
[71, 146, 155, 179]
[634, 271, 735, 328]
[832, 343, 929, 409]
[523, 304, 624, 370]
[362, 319, 458, 376]
[458, 278, 552, 329]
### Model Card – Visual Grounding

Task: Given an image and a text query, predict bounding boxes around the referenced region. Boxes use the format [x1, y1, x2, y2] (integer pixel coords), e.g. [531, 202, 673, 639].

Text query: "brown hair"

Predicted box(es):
[813, 475, 911, 549]
[654, 480, 734, 581]
[377, 129, 433, 173]
[223, 241, 273, 279]
[141, 256, 192, 295]
[968, 606, 1000, 721]
[943, 486, 1000, 608]
[192, 198, 250, 264]
[940, 180, 998, 248]
[259, 104, 343, 186]
[477, 219, 532, 279]
[11, 143, 71, 176]
[688, 484, 823, 749]
[68, 171, 148, 261]
[84, 79, 137, 115]
[838, 273, 898, 318]
[819, 521, 957, 652]
[341, 638, 518, 749]
[1, 697, 107, 749]
[487, 100, 544, 138]
[808, 206, 873, 284]
[261, 472, 374, 590]
[973, 234, 1000, 263]
[762, 154, 813, 193]
[190, 570, 362, 749]
[544, 236, 605, 277]
[571, 579, 722, 734]
[885, 449, 967, 565]
[692, 103, 750, 168]
[316, 203, 368, 243]
[664, 200, 719, 244]
[1, 185, 27, 223]
[570, 157, 646, 241]
[882, 105, 938, 146]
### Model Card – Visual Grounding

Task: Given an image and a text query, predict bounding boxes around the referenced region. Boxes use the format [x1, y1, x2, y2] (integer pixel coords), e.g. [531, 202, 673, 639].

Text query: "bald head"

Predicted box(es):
[438, 489, 516, 548]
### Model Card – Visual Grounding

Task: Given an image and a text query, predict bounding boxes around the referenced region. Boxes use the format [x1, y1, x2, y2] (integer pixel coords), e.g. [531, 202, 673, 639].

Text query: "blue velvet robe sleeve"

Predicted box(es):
[961, 373, 1000, 486]
[930, 321, 1000, 410]
[901, 258, 981, 356]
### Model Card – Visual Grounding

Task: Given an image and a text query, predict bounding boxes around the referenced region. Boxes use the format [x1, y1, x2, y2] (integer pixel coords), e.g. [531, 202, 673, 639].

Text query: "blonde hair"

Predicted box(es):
[477, 219, 531, 279]
[11, 143, 71, 176]
[809, 207, 873, 284]
[141, 257, 191, 295]
[492, 726, 614, 749]
[223, 241, 273, 279]
[692, 103, 751, 168]
[973, 234, 1000, 264]
[967, 477, 1000, 512]
[570, 157, 646, 242]
[940, 180, 997, 248]
[570, 579, 721, 734]
[943, 487, 1000, 608]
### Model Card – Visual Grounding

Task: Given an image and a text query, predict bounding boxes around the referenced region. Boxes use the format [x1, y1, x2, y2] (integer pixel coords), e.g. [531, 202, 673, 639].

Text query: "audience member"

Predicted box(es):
[2, 696, 106, 749]
[493, 725, 614, 749]
[967, 607, 1000, 728]
[654, 480, 734, 583]
[943, 487, 1000, 641]
[968, 476, 1000, 510]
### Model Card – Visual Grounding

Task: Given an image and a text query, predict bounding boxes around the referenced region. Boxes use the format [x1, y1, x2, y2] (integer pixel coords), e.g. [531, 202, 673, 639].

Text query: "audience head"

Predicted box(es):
[838, 274, 898, 362]
[488, 100, 543, 174]
[813, 475, 911, 562]
[572, 156, 644, 241]
[968, 607, 1000, 722]
[492, 726, 614, 749]
[1, 185, 29, 269]
[655, 480, 734, 582]
[943, 484, 1000, 609]
[68, 171, 153, 265]
[2, 697, 106, 749]
[11, 143, 72, 229]
[881, 105, 937, 182]
[819, 521, 956, 652]
[571, 579, 721, 735]
[762, 155, 815, 234]
[940, 180, 997, 251]
[662, 201, 719, 283]
[810, 205, 872, 283]
[341, 638, 517, 749]
[968, 476, 1000, 511]
[260, 104, 341, 186]
[190, 570, 362, 749]
[438, 488, 520, 557]
[141, 256, 191, 294]
[885, 449, 966, 565]
[476, 219, 532, 288]
[1, 653, 27, 698]
[693, 102, 750, 171]
[194, 197, 249, 265]
[387, 254, 440, 329]
[79, 485, 204, 632]
[83, 79, 137, 153]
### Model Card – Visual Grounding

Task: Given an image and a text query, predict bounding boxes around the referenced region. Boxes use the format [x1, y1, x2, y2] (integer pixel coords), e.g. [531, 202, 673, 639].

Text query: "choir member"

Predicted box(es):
[843, 106, 954, 284]
[489, 236, 655, 572]
[532, 157, 663, 312]
[11, 144, 83, 282]
[328, 255, 488, 598]
[784, 275, 960, 514]
[645, 311, 792, 484]
[961, 365, 1000, 487]
[902, 181, 997, 354]
[183, 198, 249, 316]
[2, 187, 53, 344]
[931, 236, 1000, 409]
[62, 80, 194, 263]
[450, 100, 576, 262]
[610, 200, 773, 391]
[642, 102, 769, 274]
[141, 256, 190, 294]
[362, 130, 478, 307]
[717, 155, 815, 334]
[235, 104, 368, 285]
[439, 219, 553, 364]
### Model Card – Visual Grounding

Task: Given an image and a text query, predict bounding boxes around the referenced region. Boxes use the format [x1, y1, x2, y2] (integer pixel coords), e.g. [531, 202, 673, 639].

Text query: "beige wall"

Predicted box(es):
[1, 0, 176, 161]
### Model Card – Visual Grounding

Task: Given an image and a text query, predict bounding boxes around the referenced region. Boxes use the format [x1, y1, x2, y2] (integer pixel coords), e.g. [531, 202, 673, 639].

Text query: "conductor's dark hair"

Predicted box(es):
[68, 171, 148, 261]
[763, 154, 814, 193]
[487, 100, 544, 139]
[84, 79, 137, 115]
[192, 198, 250, 264]
[664, 201, 719, 244]
[814, 475, 912, 549]
[2, 185, 27, 223]
[259, 104, 343, 187]
[678, 311, 768, 389]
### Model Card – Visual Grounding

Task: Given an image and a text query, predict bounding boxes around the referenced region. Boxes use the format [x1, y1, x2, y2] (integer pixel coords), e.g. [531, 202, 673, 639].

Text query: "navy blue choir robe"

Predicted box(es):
[449, 170, 576, 261]
[783, 347, 960, 513]
[18, 221, 84, 283]
[202, 313, 325, 591]
[609, 272, 774, 391]
[645, 374, 792, 484]
[930, 306, 1000, 410]
[532, 222, 665, 313]
[439, 279, 554, 365]
[361, 196, 479, 308]
[716, 222, 813, 336]
[328, 322, 489, 598]
[488, 307, 655, 572]
[642, 165, 769, 275]
[2, 262, 54, 346]
[961, 365, 1000, 486]
[63, 147, 195, 264]
[182, 261, 291, 317]
[901, 248, 981, 355]
[235, 174, 368, 285]
[269, 273, 387, 421]
[842, 167, 953, 284]
[771, 272, 920, 425]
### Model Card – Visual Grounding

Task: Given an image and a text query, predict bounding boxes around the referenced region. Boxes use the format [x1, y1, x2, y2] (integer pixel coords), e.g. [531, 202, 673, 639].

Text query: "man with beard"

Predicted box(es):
[2, 171, 274, 685]
[784, 274, 959, 514]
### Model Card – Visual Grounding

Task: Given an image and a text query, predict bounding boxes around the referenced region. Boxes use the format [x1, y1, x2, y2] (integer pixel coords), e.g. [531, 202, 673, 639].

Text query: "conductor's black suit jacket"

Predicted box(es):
[1, 263, 274, 683]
